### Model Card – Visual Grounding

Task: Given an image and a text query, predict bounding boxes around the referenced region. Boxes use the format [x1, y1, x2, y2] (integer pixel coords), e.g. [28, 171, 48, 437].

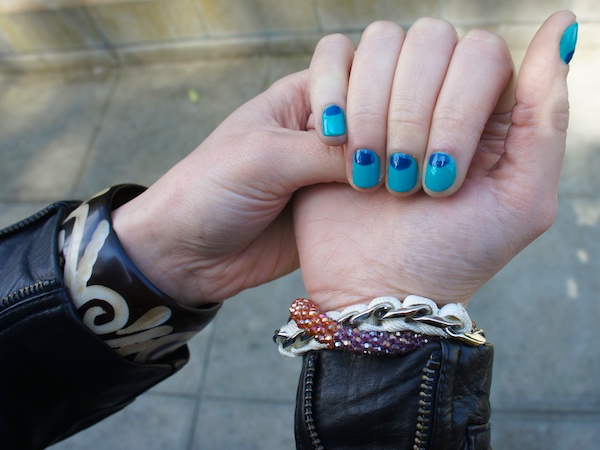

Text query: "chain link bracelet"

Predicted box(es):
[274, 296, 485, 357]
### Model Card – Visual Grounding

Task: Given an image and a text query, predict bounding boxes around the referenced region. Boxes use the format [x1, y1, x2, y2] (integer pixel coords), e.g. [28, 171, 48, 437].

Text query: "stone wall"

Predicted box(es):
[0, 0, 596, 71]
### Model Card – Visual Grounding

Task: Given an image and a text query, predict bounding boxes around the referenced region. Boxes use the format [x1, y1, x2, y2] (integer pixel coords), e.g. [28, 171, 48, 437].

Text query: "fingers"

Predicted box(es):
[310, 21, 405, 189]
[423, 29, 514, 197]
[345, 22, 405, 190]
[311, 19, 514, 197]
[309, 34, 354, 147]
[275, 12, 576, 199]
[386, 18, 457, 195]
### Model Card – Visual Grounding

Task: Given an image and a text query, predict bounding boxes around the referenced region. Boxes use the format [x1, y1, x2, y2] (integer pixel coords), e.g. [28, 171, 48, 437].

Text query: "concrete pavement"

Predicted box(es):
[1, 24, 599, 450]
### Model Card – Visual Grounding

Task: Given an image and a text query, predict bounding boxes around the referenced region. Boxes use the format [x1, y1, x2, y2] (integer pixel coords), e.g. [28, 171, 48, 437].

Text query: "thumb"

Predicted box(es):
[202, 69, 348, 192]
[500, 11, 577, 192]
[240, 69, 348, 189]
[251, 128, 348, 191]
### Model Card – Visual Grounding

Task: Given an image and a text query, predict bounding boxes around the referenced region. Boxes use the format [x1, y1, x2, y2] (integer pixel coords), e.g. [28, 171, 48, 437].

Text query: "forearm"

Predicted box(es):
[0, 187, 219, 449]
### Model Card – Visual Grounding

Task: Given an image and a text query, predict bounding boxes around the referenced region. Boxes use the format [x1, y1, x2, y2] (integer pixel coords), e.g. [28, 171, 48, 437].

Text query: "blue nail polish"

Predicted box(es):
[425, 152, 456, 192]
[560, 23, 578, 64]
[353, 149, 380, 189]
[388, 153, 418, 193]
[322, 104, 346, 136]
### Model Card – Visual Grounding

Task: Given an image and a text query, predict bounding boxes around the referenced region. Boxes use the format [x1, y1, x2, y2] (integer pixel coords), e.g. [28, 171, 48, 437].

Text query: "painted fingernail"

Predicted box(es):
[560, 22, 578, 64]
[388, 153, 418, 193]
[353, 149, 380, 189]
[322, 104, 346, 136]
[425, 152, 456, 192]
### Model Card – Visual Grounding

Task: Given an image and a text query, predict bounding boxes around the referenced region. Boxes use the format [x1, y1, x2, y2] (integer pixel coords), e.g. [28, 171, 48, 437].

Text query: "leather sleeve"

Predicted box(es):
[295, 341, 493, 450]
[0, 202, 194, 449]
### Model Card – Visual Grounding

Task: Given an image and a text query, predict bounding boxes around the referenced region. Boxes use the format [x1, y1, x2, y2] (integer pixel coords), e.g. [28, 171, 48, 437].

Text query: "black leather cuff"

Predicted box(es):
[295, 341, 493, 450]
[59, 184, 221, 364]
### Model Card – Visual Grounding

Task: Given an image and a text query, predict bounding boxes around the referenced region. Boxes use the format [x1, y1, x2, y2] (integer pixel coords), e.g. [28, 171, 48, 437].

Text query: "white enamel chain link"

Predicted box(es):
[275, 295, 486, 357]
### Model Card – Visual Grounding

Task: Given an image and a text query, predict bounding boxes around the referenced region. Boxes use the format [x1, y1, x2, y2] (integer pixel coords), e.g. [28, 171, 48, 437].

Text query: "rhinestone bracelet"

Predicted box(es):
[274, 296, 485, 357]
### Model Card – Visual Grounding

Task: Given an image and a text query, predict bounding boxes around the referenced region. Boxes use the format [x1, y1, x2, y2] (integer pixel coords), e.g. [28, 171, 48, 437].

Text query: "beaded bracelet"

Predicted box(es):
[59, 185, 221, 364]
[274, 296, 485, 357]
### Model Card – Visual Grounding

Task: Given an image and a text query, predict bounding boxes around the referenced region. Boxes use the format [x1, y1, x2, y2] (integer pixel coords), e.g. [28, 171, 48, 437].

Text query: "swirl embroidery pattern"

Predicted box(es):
[59, 192, 195, 364]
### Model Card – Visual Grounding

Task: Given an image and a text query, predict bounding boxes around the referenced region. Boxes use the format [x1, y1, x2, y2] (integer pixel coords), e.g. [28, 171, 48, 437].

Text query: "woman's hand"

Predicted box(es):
[111, 71, 348, 307]
[295, 11, 577, 311]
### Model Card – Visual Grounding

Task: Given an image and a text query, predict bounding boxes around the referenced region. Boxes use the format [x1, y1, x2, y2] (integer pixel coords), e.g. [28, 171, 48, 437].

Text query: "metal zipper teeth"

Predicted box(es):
[0, 200, 81, 239]
[0, 203, 62, 239]
[0, 280, 58, 313]
[414, 356, 441, 450]
[303, 353, 324, 450]
[0, 202, 73, 312]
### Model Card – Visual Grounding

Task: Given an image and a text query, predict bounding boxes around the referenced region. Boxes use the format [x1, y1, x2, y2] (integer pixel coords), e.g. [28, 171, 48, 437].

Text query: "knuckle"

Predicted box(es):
[362, 20, 404, 42]
[463, 28, 505, 46]
[315, 33, 353, 54]
[505, 190, 558, 238]
[350, 100, 384, 124]
[460, 29, 511, 62]
[410, 17, 457, 41]
[529, 199, 558, 238]
[404, 18, 458, 57]
[511, 90, 570, 134]
[434, 106, 481, 137]
[242, 129, 271, 151]
[388, 96, 429, 131]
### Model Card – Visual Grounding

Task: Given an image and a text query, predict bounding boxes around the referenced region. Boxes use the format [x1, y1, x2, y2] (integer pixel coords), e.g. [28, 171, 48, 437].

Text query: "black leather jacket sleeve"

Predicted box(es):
[0, 202, 195, 450]
[295, 341, 493, 450]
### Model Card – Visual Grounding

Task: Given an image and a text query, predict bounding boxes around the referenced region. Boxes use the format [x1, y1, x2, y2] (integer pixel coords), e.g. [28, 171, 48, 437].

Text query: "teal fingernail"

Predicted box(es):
[322, 104, 346, 136]
[353, 149, 380, 189]
[388, 153, 418, 193]
[425, 152, 456, 192]
[560, 22, 578, 64]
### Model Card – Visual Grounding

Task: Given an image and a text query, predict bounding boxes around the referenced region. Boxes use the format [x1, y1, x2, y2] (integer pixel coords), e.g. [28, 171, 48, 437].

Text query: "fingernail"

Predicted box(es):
[388, 153, 418, 193]
[322, 104, 346, 136]
[560, 22, 578, 64]
[425, 152, 456, 192]
[353, 149, 380, 189]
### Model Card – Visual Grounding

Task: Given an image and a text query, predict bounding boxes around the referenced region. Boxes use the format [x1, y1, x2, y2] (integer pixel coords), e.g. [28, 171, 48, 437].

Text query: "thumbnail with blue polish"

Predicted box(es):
[388, 153, 417, 193]
[425, 152, 456, 192]
[322, 105, 346, 136]
[353, 149, 380, 189]
[559, 23, 578, 64]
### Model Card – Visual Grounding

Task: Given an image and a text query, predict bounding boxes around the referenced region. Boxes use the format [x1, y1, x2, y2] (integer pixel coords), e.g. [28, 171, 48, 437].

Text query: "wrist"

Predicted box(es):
[111, 185, 212, 308]
[60, 185, 220, 363]
[305, 288, 472, 313]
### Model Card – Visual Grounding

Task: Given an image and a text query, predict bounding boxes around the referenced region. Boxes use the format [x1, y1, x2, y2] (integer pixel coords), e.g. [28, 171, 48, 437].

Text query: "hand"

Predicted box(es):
[112, 71, 346, 306]
[295, 12, 576, 311]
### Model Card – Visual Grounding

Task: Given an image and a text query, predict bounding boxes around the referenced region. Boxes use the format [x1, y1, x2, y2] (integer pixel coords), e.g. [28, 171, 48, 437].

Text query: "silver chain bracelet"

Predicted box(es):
[274, 296, 486, 357]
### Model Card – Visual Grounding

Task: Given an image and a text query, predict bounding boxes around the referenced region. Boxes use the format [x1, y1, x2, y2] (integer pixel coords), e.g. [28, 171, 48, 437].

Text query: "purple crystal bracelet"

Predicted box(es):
[290, 298, 439, 356]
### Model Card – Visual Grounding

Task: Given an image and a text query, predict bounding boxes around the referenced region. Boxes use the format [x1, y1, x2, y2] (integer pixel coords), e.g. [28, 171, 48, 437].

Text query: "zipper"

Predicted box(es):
[0, 201, 76, 312]
[0, 205, 55, 238]
[302, 353, 324, 450]
[0, 280, 58, 313]
[0, 200, 79, 238]
[414, 355, 441, 450]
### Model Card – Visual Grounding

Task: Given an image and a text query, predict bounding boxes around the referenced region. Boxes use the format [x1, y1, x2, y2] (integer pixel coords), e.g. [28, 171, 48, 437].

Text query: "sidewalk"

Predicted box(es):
[1, 38, 599, 450]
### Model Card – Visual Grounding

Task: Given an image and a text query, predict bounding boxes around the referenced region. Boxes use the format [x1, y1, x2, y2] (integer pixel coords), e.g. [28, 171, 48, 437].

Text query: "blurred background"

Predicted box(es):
[0, 1, 599, 449]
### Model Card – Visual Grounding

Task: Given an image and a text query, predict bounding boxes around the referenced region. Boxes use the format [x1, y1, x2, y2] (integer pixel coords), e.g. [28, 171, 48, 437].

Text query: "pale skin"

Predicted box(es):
[112, 11, 575, 313]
